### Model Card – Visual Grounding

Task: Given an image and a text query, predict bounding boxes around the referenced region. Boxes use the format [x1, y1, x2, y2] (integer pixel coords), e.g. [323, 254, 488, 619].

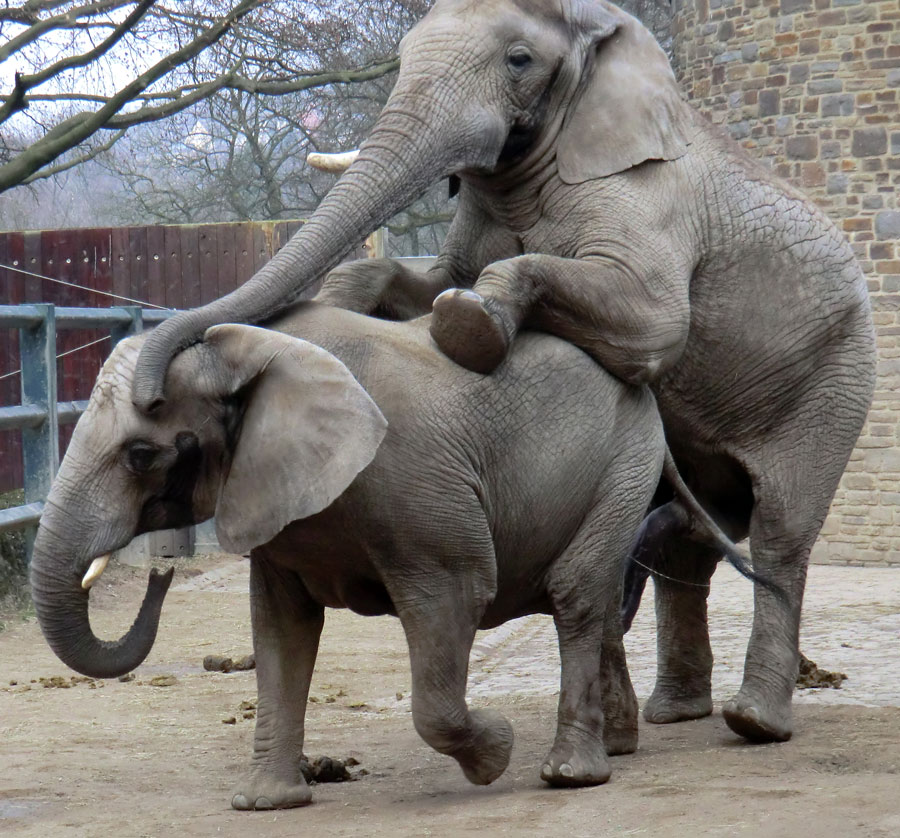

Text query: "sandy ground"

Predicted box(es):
[1, 555, 898, 838]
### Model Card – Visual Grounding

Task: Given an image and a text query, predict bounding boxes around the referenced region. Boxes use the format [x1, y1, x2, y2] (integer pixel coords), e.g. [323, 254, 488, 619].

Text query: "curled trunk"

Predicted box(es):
[30, 523, 174, 679]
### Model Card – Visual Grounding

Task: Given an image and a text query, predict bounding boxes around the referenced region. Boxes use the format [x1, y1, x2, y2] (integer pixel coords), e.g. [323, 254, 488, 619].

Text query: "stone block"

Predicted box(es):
[821, 93, 854, 116]
[742, 42, 759, 61]
[802, 162, 826, 187]
[729, 121, 751, 140]
[808, 79, 843, 95]
[852, 127, 887, 157]
[888, 69, 900, 88]
[785, 135, 818, 159]
[759, 89, 780, 116]
[826, 173, 848, 194]
[789, 63, 810, 84]
[875, 211, 900, 240]
[780, 0, 811, 12]
[892, 132, 900, 156]
[713, 50, 742, 65]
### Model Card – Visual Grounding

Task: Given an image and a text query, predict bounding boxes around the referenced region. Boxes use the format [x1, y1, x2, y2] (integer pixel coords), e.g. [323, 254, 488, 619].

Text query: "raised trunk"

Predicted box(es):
[30, 514, 174, 679]
[132, 84, 504, 412]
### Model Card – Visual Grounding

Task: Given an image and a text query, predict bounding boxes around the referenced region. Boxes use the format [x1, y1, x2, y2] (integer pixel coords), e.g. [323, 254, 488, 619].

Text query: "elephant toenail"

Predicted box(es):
[255, 797, 274, 810]
[433, 289, 457, 304]
[232, 795, 249, 810]
[458, 290, 483, 302]
[559, 763, 574, 778]
[541, 764, 553, 780]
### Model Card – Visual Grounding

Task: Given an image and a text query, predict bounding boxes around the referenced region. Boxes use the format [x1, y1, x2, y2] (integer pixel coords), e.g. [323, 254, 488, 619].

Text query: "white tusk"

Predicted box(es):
[306, 149, 360, 174]
[81, 555, 111, 590]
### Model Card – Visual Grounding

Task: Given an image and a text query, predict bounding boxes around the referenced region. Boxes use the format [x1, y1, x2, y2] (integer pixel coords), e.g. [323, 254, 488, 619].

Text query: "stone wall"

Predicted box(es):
[664, 0, 899, 565]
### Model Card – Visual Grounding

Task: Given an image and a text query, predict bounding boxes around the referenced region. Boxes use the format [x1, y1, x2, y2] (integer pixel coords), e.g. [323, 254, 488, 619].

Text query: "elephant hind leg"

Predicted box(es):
[721, 490, 816, 743]
[721, 467, 835, 742]
[395, 565, 513, 786]
[642, 533, 721, 726]
[542, 445, 662, 786]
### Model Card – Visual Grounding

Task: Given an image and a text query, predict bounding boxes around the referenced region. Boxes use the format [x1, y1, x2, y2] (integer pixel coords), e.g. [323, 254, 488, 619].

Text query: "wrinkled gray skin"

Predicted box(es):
[132, 0, 876, 743]
[32, 303, 670, 807]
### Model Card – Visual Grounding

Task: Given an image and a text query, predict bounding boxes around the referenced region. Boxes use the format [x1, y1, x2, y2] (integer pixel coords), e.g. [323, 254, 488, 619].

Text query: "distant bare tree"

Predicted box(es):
[0, 1, 401, 193]
[94, 0, 451, 255]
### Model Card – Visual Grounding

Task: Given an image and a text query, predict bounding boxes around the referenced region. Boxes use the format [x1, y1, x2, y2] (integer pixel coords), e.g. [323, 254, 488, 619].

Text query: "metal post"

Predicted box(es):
[366, 227, 388, 259]
[111, 305, 143, 346]
[19, 303, 57, 562]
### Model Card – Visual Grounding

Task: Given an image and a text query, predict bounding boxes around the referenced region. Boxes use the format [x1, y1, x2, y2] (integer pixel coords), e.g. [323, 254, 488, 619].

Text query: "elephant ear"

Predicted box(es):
[557, 2, 694, 184]
[202, 324, 387, 555]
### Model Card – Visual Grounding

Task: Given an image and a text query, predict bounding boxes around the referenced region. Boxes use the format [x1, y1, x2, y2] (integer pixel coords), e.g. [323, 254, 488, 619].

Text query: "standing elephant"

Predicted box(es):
[35, 302, 675, 806]
[131, 0, 876, 743]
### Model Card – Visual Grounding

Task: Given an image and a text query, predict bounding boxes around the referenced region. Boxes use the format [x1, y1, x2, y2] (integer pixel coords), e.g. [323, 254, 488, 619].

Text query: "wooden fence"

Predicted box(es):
[0, 220, 362, 492]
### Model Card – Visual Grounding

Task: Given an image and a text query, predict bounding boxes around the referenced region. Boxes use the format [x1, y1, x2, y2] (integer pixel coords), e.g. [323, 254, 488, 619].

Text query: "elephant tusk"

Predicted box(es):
[307, 150, 360, 174]
[81, 555, 111, 590]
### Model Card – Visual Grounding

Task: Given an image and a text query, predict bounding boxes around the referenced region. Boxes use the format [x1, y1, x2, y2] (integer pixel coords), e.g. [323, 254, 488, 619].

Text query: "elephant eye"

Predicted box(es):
[507, 48, 533, 71]
[125, 440, 160, 474]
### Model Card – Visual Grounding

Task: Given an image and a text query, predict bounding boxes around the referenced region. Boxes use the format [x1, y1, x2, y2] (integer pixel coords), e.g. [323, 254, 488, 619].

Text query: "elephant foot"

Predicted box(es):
[540, 742, 611, 788]
[722, 689, 793, 743]
[231, 767, 313, 811]
[643, 684, 713, 725]
[453, 709, 515, 785]
[603, 725, 638, 756]
[430, 289, 510, 374]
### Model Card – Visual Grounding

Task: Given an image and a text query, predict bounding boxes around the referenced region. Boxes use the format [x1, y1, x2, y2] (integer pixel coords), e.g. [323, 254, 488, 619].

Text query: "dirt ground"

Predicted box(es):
[1, 554, 898, 838]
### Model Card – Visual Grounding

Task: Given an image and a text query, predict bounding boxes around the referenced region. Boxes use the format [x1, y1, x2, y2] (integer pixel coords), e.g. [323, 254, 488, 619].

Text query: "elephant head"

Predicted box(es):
[32, 325, 387, 679]
[132, 0, 692, 410]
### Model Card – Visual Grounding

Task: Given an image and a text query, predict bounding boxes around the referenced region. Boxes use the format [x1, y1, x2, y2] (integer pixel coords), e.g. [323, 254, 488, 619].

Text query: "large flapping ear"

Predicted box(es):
[202, 324, 387, 555]
[557, 1, 694, 183]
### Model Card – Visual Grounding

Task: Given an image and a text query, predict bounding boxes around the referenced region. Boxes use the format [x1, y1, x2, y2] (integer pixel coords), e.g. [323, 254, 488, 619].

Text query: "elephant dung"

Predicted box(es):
[796, 653, 848, 690]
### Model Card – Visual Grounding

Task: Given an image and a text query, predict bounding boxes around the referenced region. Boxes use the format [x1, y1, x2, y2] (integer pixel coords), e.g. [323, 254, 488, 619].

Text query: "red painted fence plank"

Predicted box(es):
[0, 220, 318, 492]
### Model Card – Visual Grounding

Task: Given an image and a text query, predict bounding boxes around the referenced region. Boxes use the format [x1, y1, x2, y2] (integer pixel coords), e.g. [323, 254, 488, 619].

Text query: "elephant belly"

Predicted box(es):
[266, 519, 398, 616]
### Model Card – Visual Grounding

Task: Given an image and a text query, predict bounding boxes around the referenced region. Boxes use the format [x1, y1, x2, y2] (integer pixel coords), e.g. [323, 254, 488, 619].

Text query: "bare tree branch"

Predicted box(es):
[0, 0, 263, 192]
[0, 1, 134, 63]
[0, 0, 158, 123]
[21, 126, 126, 183]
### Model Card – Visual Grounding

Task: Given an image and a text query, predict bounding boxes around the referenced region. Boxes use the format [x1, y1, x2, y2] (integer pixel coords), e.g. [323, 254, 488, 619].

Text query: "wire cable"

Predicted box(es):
[0, 261, 174, 382]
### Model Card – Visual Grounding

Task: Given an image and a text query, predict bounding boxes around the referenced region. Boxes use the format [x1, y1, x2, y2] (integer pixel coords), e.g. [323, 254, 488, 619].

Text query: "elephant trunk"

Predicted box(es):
[30, 511, 174, 679]
[132, 77, 506, 412]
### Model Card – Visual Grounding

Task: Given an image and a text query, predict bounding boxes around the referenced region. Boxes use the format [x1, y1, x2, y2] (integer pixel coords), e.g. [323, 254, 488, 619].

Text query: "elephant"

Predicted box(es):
[32, 300, 771, 807]
[129, 0, 876, 744]
[31, 303, 652, 805]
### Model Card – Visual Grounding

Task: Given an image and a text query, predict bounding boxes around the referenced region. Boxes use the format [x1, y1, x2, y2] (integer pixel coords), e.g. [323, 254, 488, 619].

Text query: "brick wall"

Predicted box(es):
[670, 0, 899, 565]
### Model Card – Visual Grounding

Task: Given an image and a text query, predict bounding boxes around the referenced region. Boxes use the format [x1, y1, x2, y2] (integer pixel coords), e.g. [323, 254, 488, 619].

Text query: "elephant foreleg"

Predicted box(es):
[315, 192, 520, 320]
[231, 553, 324, 811]
[315, 258, 460, 319]
[430, 253, 690, 382]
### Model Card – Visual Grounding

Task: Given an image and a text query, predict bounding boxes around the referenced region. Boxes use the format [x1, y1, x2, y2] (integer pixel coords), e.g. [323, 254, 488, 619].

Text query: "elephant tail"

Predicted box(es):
[662, 448, 787, 603]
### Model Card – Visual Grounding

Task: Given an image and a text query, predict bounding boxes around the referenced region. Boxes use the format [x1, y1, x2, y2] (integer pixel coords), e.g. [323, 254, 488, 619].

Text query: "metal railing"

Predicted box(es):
[0, 304, 173, 551]
[0, 257, 436, 558]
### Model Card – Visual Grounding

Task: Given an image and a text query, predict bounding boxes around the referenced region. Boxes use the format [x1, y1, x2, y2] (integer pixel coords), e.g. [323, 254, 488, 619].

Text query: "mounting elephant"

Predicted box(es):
[37, 302, 715, 807]
[131, 0, 876, 743]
